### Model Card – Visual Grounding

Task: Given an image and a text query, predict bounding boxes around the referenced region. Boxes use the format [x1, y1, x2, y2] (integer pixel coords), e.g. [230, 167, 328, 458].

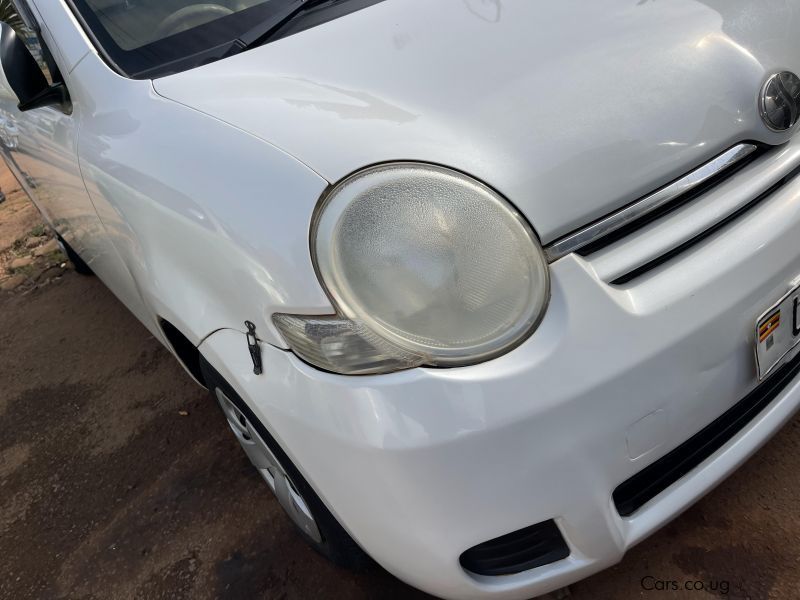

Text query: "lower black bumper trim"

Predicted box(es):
[614, 350, 800, 517]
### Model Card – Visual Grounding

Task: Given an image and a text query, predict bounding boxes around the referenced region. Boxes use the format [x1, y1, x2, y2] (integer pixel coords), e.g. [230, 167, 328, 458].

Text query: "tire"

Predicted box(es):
[57, 236, 94, 276]
[199, 356, 371, 570]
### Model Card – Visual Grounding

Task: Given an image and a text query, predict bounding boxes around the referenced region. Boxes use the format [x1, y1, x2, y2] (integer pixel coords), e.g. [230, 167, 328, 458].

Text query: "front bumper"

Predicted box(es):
[200, 172, 800, 600]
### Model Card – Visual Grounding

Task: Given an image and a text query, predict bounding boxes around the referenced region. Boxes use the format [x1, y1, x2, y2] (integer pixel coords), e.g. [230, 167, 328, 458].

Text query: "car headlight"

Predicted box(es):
[273, 163, 550, 375]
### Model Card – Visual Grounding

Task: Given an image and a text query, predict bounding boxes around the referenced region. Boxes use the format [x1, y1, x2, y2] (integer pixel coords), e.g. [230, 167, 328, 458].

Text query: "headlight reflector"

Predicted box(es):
[275, 163, 549, 374]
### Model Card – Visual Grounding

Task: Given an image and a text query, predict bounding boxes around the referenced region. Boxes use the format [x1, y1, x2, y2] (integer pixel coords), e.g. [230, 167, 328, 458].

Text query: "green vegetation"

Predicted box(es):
[42, 249, 65, 263]
[26, 224, 47, 238]
[12, 262, 36, 277]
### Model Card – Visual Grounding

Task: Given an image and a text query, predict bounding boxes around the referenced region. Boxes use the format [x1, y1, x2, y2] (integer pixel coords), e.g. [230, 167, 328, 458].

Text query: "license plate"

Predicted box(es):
[755, 281, 800, 380]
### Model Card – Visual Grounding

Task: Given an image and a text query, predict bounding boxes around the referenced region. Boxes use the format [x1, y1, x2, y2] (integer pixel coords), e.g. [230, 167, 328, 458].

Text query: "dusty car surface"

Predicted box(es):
[1, 1, 800, 598]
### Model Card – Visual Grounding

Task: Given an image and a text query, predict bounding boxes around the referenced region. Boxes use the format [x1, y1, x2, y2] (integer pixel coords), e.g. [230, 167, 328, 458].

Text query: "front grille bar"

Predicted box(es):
[544, 143, 759, 261]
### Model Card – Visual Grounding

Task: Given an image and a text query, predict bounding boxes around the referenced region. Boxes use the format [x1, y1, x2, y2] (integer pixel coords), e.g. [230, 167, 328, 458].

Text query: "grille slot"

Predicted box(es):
[459, 519, 570, 576]
[576, 147, 763, 257]
[610, 172, 797, 284]
[578, 139, 800, 284]
[544, 143, 761, 261]
[614, 349, 800, 517]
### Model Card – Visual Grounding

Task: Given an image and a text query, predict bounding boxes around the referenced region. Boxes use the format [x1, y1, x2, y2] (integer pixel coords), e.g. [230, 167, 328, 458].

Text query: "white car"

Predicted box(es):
[2, 1, 800, 598]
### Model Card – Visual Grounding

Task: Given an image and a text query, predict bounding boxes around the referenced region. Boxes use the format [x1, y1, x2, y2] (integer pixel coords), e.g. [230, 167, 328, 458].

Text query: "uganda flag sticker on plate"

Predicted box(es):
[755, 282, 800, 380]
[759, 310, 781, 347]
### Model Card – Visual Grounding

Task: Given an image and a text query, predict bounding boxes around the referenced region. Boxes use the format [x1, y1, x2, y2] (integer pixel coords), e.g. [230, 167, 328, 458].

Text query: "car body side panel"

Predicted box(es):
[66, 51, 334, 348]
[0, 5, 87, 233]
[0, 3, 157, 337]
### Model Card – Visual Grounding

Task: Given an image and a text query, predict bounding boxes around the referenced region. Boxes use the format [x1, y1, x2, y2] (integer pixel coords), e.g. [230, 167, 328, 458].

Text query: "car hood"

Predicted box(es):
[154, 0, 800, 243]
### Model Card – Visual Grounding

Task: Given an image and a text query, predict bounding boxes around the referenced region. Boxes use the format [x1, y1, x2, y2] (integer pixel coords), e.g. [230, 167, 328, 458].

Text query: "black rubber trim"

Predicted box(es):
[613, 349, 800, 517]
[459, 519, 570, 576]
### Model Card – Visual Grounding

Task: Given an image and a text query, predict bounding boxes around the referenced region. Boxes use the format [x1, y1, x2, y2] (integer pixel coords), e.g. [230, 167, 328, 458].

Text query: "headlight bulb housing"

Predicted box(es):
[274, 163, 550, 375]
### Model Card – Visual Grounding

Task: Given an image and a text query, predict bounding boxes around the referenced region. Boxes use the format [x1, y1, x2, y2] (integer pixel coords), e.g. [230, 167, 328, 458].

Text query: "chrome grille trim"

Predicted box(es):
[543, 143, 759, 262]
[591, 141, 800, 284]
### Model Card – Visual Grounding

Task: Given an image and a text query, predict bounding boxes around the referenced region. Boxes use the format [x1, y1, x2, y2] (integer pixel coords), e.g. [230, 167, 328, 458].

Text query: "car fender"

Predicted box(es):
[69, 52, 335, 350]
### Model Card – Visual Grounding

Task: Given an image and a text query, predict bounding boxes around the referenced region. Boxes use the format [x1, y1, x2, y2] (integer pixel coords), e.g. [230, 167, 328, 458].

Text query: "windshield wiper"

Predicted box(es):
[227, 0, 337, 56]
[130, 0, 339, 78]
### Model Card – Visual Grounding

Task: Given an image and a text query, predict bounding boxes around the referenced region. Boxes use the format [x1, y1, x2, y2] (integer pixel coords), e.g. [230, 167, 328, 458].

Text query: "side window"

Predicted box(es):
[2, 0, 54, 85]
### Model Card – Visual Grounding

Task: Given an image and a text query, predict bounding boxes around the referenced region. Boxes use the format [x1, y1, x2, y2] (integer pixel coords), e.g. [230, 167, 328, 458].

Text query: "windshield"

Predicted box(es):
[79, 0, 273, 50]
[67, 0, 382, 79]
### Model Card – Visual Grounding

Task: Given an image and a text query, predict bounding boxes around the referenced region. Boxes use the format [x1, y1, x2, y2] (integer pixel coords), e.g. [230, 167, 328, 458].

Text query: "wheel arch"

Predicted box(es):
[159, 317, 206, 386]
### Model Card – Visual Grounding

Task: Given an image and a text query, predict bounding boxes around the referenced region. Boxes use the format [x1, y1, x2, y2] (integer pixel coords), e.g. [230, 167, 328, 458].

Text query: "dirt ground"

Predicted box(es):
[1, 167, 800, 600]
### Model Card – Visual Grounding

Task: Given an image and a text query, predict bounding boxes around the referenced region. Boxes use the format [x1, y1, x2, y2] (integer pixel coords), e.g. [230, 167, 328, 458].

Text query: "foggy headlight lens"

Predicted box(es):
[274, 163, 549, 374]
